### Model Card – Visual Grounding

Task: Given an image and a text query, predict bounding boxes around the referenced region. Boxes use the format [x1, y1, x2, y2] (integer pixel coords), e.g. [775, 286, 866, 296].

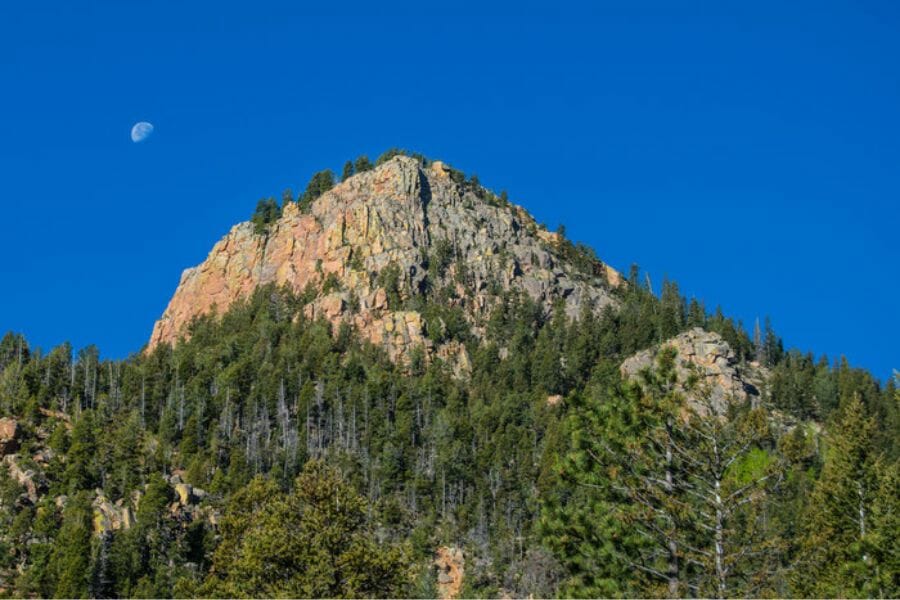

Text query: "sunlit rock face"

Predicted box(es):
[149, 156, 621, 362]
[620, 327, 769, 416]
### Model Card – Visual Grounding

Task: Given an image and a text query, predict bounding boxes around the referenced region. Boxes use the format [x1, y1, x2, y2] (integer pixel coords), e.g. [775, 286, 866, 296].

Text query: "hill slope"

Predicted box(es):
[0, 152, 896, 599]
[150, 156, 621, 359]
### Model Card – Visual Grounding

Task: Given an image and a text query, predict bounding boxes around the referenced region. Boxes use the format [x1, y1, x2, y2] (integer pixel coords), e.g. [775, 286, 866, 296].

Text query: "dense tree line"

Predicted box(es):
[0, 261, 896, 597]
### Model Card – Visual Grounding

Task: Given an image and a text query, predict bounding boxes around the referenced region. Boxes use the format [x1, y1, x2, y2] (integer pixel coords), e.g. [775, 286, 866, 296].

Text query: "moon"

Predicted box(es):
[131, 121, 154, 143]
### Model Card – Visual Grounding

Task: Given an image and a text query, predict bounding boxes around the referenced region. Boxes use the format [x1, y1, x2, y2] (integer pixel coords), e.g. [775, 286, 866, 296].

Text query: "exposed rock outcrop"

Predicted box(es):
[620, 327, 766, 416]
[149, 157, 621, 361]
[0, 418, 19, 456]
[3, 455, 43, 503]
[38, 408, 72, 430]
[435, 546, 464, 600]
[93, 492, 135, 534]
[546, 394, 563, 407]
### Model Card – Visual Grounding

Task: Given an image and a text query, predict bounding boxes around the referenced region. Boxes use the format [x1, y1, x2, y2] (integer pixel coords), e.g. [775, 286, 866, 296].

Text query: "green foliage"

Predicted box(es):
[375, 147, 427, 167]
[420, 302, 470, 345]
[794, 396, 898, 598]
[321, 272, 342, 294]
[52, 492, 92, 598]
[428, 238, 455, 282]
[542, 350, 787, 598]
[376, 262, 403, 310]
[341, 160, 354, 181]
[354, 154, 373, 173]
[299, 169, 335, 211]
[65, 410, 98, 493]
[550, 225, 606, 278]
[199, 461, 411, 598]
[250, 197, 281, 234]
[0, 221, 896, 598]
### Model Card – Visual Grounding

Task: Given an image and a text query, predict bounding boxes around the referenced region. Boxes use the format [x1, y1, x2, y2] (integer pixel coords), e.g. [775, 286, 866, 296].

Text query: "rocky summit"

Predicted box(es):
[149, 156, 622, 361]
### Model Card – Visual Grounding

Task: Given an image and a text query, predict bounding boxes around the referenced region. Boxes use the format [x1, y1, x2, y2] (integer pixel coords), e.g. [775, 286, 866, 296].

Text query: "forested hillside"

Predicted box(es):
[0, 152, 897, 598]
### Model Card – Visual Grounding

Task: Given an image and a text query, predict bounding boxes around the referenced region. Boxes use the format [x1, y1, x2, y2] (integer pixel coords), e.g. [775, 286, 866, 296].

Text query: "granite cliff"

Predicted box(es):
[149, 156, 622, 361]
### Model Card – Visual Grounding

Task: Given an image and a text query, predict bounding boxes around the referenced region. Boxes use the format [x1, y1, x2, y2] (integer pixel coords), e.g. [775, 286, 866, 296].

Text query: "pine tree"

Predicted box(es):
[677, 392, 784, 598]
[52, 491, 93, 598]
[354, 154, 373, 173]
[867, 460, 900, 597]
[200, 461, 411, 598]
[250, 197, 281, 234]
[65, 410, 98, 492]
[541, 349, 689, 597]
[299, 170, 335, 210]
[794, 395, 896, 597]
[658, 279, 685, 340]
[341, 160, 354, 181]
[762, 316, 783, 366]
[544, 349, 785, 598]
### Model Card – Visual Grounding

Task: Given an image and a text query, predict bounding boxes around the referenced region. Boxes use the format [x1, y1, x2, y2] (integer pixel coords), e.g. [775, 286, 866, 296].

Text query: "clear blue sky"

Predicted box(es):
[1, 1, 897, 379]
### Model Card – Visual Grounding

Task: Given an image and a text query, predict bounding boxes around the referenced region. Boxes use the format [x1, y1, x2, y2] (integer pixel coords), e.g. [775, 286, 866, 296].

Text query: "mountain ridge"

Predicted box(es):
[149, 155, 623, 361]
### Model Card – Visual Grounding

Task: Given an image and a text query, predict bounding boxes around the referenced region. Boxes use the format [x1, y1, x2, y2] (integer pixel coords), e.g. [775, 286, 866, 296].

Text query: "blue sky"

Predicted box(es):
[1, 1, 897, 379]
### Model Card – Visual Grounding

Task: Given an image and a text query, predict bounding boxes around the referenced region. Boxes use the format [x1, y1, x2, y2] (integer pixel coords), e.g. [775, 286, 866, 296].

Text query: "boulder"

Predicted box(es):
[92, 492, 136, 534]
[0, 418, 19, 456]
[434, 546, 464, 600]
[174, 483, 193, 505]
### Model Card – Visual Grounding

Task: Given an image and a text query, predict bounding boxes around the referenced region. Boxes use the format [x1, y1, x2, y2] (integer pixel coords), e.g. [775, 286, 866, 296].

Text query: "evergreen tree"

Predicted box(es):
[763, 316, 783, 366]
[65, 410, 98, 492]
[794, 395, 897, 597]
[52, 492, 93, 598]
[376, 148, 404, 166]
[354, 154, 373, 173]
[658, 279, 685, 340]
[341, 160, 354, 181]
[250, 198, 281, 234]
[544, 349, 785, 598]
[299, 169, 335, 210]
[200, 461, 411, 598]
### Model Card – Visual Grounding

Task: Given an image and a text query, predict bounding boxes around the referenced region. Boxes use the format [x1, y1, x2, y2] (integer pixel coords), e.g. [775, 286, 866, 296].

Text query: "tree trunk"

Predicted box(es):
[715, 478, 726, 599]
[665, 418, 680, 598]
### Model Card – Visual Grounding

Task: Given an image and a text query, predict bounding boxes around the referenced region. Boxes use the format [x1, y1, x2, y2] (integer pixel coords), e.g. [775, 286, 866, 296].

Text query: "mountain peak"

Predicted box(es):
[149, 155, 622, 360]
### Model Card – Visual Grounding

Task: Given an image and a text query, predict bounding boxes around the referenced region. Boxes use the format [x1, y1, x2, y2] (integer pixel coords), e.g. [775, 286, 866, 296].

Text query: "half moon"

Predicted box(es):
[131, 121, 154, 143]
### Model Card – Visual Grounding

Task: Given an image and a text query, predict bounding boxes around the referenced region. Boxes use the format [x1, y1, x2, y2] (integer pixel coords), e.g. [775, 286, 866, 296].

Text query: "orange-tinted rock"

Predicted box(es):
[0, 418, 19, 456]
[435, 546, 464, 600]
[149, 156, 622, 362]
[546, 394, 563, 407]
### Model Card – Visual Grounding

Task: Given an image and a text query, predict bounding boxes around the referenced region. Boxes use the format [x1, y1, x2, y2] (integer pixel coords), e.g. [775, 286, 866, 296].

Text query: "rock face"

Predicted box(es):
[0, 418, 19, 456]
[149, 157, 620, 360]
[4, 455, 42, 503]
[620, 328, 765, 416]
[93, 492, 135, 534]
[435, 546, 464, 600]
